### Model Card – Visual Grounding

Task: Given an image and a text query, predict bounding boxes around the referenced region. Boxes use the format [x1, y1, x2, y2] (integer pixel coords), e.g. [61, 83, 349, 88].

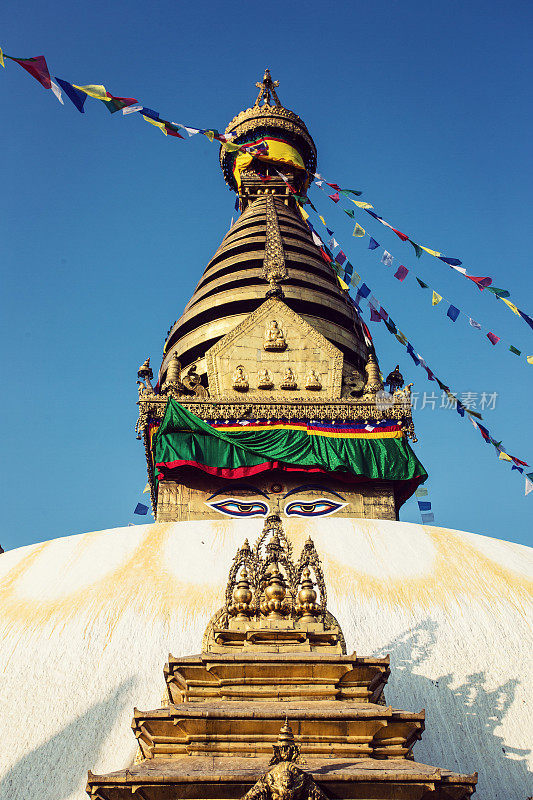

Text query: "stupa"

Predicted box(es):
[88, 72, 475, 799]
[1, 71, 531, 800]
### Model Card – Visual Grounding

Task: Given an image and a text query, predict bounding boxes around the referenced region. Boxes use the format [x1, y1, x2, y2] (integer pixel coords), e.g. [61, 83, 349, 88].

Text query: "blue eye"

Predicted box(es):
[207, 499, 269, 518]
[284, 499, 346, 517]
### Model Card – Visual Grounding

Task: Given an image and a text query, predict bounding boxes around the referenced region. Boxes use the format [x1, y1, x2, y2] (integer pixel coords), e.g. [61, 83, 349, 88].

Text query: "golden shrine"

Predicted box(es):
[87, 513, 477, 799]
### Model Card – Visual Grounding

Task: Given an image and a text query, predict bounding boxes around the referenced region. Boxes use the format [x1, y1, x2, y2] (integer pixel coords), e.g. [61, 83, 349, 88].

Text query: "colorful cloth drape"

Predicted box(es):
[232, 137, 306, 189]
[152, 400, 427, 504]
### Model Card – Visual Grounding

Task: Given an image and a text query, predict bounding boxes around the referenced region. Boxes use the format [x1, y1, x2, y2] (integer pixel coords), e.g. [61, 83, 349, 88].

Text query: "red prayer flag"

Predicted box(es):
[319, 248, 332, 263]
[487, 332, 500, 345]
[511, 456, 529, 466]
[326, 182, 341, 191]
[466, 275, 492, 290]
[394, 265, 409, 282]
[391, 227, 409, 242]
[8, 54, 51, 89]
[328, 192, 340, 203]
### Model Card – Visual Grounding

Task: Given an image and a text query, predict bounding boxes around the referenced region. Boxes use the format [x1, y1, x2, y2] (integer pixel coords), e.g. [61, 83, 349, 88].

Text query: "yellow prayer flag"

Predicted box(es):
[498, 452, 512, 462]
[72, 84, 110, 100]
[319, 216, 327, 226]
[351, 271, 361, 286]
[432, 291, 442, 306]
[396, 331, 408, 345]
[224, 142, 241, 152]
[353, 223, 365, 237]
[143, 483, 150, 494]
[297, 204, 309, 221]
[0, 47, 4, 68]
[350, 199, 374, 209]
[204, 130, 215, 142]
[420, 245, 442, 257]
[338, 276, 349, 291]
[501, 297, 520, 315]
[527, 355, 533, 365]
[142, 115, 168, 135]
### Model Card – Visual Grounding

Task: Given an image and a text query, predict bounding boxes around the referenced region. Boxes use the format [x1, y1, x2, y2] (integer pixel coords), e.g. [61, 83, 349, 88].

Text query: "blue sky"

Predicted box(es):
[1, 0, 532, 550]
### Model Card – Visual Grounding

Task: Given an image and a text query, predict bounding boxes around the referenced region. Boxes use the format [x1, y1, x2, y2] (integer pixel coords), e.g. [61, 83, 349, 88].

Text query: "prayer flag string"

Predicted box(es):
[304, 191, 530, 364]
[311, 177, 533, 335]
[303, 214, 531, 484]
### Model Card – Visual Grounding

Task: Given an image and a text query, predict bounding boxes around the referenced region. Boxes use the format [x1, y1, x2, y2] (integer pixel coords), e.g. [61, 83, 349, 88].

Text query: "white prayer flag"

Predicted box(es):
[123, 104, 143, 115]
[381, 250, 394, 266]
[174, 123, 199, 136]
[50, 80, 64, 104]
[526, 477, 533, 496]
[469, 318, 482, 330]
[311, 232, 323, 247]
[314, 180, 324, 188]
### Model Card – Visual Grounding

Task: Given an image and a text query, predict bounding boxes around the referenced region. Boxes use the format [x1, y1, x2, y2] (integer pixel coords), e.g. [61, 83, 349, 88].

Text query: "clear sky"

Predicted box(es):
[1, 0, 532, 550]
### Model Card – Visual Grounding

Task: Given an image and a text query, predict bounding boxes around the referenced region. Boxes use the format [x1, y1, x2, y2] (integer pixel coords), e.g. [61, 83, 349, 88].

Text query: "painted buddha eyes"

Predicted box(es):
[207, 498, 346, 518]
[284, 499, 346, 517]
[208, 499, 269, 518]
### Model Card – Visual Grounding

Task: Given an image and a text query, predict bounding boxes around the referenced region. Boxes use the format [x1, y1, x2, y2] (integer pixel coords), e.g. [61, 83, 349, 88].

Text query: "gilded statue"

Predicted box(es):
[182, 364, 208, 398]
[232, 365, 249, 392]
[305, 369, 321, 391]
[243, 721, 327, 800]
[280, 368, 297, 390]
[258, 368, 274, 389]
[264, 320, 287, 351]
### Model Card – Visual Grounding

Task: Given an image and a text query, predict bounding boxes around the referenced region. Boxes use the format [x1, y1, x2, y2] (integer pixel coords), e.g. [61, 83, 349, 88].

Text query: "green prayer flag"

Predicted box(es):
[340, 189, 363, 198]
[409, 240, 423, 259]
[344, 209, 355, 219]
[509, 345, 521, 356]
[416, 278, 429, 289]
[487, 287, 511, 298]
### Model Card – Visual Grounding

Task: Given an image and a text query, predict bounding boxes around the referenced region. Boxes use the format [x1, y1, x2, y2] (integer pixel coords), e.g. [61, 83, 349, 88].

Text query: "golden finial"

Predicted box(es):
[254, 68, 281, 107]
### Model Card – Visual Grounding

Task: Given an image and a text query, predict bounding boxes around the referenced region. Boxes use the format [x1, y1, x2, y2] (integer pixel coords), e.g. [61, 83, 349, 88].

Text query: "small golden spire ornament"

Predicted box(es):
[254, 68, 281, 107]
[270, 718, 300, 764]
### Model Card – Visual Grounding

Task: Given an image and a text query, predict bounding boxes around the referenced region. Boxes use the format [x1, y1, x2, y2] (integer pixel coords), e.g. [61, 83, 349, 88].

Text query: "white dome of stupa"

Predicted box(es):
[0, 519, 531, 800]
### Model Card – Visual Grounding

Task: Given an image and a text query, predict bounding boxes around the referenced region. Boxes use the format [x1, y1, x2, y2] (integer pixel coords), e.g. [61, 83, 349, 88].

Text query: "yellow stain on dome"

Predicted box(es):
[0, 521, 531, 646]
[0, 525, 224, 642]
[322, 524, 532, 619]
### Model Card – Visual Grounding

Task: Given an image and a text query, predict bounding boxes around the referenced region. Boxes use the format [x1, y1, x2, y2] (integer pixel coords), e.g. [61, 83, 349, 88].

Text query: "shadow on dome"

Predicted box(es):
[0, 677, 136, 800]
[379, 619, 531, 799]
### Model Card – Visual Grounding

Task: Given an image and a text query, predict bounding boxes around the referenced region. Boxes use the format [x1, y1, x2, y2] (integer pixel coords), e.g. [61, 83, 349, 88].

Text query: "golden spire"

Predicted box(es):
[254, 68, 281, 107]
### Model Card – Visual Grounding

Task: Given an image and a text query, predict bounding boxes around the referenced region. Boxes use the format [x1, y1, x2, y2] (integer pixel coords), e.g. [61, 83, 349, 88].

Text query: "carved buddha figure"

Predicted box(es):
[281, 368, 297, 390]
[305, 369, 321, 391]
[264, 320, 287, 351]
[258, 368, 274, 389]
[232, 365, 249, 391]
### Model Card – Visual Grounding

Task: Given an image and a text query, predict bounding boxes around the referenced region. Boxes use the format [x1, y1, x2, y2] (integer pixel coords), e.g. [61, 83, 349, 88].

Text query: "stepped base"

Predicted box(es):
[87, 756, 477, 800]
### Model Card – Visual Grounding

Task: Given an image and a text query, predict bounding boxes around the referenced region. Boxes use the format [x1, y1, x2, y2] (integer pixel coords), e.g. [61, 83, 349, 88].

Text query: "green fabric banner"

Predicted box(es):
[152, 400, 427, 500]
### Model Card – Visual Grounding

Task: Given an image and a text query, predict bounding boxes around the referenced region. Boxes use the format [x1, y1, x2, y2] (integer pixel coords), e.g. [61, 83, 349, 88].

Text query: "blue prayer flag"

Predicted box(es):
[447, 305, 460, 322]
[512, 465, 524, 473]
[421, 512, 435, 523]
[358, 283, 371, 298]
[456, 401, 466, 417]
[519, 310, 533, 330]
[438, 256, 462, 267]
[418, 501, 432, 511]
[406, 344, 420, 366]
[54, 77, 87, 113]
[140, 107, 160, 121]
[344, 261, 354, 277]
[134, 503, 149, 515]
[368, 238, 380, 250]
